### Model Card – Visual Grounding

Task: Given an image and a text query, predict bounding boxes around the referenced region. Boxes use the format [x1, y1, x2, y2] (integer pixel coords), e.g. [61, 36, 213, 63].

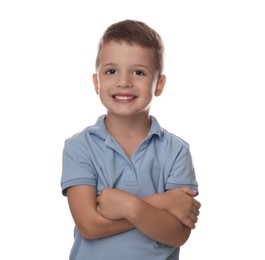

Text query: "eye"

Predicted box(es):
[106, 69, 116, 75]
[133, 70, 145, 76]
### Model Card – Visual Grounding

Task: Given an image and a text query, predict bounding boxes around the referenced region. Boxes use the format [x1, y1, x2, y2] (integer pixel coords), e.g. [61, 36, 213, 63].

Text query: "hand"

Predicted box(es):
[160, 187, 201, 229]
[96, 188, 136, 220]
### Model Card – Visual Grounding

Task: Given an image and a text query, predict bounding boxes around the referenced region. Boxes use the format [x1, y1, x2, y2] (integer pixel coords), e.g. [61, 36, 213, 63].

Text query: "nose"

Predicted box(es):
[117, 72, 132, 88]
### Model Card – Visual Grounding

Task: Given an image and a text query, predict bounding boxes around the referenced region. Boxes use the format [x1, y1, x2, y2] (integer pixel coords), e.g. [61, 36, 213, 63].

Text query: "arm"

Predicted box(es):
[67, 185, 200, 247]
[67, 185, 134, 239]
[143, 187, 201, 229]
[97, 188, 200, 247]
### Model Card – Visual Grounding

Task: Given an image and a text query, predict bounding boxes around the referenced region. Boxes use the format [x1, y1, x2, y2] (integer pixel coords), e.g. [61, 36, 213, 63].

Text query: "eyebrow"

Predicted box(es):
[101, 62, 150, 69]
[131, 64, 150, 69]
[101, 63, 116, 67]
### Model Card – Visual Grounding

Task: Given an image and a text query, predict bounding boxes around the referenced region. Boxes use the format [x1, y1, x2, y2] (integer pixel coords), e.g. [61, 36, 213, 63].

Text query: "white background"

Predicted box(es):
[0, 0, 264, 259]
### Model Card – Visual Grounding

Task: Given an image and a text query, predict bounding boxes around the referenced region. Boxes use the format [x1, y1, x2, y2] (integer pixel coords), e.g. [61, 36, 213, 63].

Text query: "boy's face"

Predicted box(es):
[93, 41, 165, 117]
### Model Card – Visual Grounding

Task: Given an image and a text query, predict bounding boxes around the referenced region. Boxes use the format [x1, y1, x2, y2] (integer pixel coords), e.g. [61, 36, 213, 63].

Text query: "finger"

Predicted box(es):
[182, 217, 196, 229]
[193, 199, 201, 209]
[192, 207, 200, 216]
[96, 195, 101, 203]
[189, 213, 198, 223]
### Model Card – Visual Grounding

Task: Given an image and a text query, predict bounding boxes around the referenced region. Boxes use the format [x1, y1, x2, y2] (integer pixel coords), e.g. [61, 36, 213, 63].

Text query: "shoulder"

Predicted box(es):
[163, 129, 190, 148]
[160, 129, 191, 157]
[64, 126, 90, 147]
[64, 115, 107, 148]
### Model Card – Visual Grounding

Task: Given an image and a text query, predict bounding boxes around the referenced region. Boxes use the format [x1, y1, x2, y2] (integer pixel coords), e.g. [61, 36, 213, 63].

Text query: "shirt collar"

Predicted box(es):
[87, 115, 164, 140]
[148, 115, 164, 139]
[87, 115, 108, 140]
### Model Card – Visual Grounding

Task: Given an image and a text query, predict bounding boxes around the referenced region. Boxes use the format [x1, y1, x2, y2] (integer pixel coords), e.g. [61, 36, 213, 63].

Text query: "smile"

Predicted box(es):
[112, 95, 137, 101]
[114, 95, 134, 100]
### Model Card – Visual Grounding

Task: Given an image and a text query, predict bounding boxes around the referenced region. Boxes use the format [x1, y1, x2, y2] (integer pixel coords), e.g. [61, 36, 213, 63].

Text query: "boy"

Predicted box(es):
[61, 19, 200, 260]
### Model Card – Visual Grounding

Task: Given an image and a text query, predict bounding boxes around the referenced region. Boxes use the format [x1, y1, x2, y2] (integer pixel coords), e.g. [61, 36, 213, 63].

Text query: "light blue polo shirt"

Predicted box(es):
[61, 115, 198, 260]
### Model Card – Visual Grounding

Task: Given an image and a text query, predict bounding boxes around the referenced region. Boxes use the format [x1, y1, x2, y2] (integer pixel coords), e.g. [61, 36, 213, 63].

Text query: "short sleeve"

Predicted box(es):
[61, 140, 97, 196]
[165, 142, 198, 194]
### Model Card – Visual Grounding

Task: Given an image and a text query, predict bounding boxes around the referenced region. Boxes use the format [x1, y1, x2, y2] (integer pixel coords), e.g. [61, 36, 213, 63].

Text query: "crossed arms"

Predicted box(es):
[67, 185, 201, 247]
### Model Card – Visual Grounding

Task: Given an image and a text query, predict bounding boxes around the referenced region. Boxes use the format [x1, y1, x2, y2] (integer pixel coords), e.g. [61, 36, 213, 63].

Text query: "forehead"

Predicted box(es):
[99, 41, 156, 67]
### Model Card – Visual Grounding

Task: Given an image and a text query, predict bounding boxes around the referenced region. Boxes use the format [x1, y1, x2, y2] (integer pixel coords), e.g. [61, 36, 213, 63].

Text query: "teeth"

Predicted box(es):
[115, 96, 134, 100]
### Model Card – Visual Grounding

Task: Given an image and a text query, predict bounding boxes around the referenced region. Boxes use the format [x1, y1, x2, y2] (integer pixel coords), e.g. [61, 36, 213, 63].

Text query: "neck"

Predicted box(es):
[104, 113, 151, 138]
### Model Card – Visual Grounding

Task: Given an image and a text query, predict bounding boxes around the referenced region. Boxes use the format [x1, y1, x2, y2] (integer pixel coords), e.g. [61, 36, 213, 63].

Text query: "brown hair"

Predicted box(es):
[95, 19, 164, 76]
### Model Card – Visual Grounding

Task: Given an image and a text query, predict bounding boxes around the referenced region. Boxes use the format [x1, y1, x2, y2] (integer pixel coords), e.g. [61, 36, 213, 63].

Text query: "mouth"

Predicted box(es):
[112, 94, 137, 101]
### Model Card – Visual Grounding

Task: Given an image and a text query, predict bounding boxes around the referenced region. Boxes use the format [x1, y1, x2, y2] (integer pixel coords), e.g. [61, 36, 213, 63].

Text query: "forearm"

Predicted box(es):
[93, 187, 200, 245]
[67, 185, 134, 240]
[142, 192, 164, 208]
[78, 211, 134, 240]
[90, 197, 190, 246]
[142, 187, 200, 230]
[123, 196, 191, 247]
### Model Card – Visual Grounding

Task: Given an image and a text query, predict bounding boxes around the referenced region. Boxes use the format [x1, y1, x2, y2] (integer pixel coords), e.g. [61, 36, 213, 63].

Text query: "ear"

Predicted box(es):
[93, 73, 99, 95]
[155, 75, 166, 97]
